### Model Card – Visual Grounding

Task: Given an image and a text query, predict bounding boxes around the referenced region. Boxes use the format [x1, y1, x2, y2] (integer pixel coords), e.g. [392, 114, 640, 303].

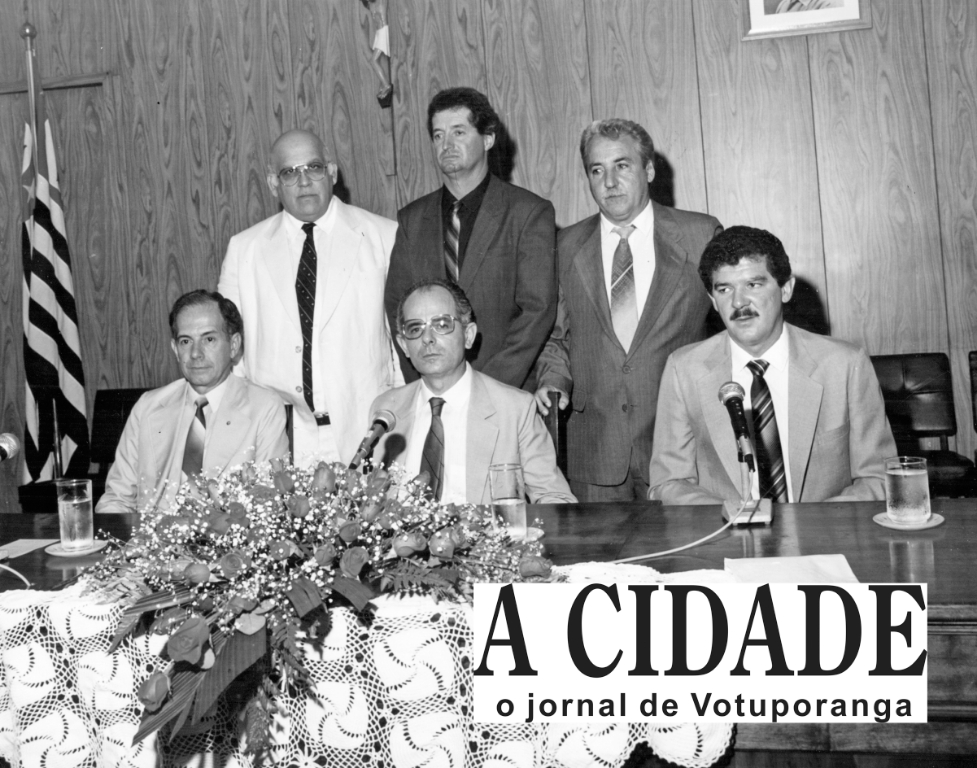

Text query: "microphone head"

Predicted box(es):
[718, 381, 746, 405]
[0, 433, 21, 459]
[373, 409, 397, 431]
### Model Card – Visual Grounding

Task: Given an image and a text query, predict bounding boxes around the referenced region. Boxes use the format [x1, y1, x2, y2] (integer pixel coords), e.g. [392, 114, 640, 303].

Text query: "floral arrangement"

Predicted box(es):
[86, 459, 552, 753]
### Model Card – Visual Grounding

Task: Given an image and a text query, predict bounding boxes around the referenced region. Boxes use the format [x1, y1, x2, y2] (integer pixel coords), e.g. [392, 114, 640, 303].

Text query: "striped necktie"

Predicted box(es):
[182, 397, 208, 477]
[610, 225, 638, 350]
[296, 222, 317, 413]
[747, 359, 787, 502]
[420, 397, 446, 500]
[443, 200, 461, 282]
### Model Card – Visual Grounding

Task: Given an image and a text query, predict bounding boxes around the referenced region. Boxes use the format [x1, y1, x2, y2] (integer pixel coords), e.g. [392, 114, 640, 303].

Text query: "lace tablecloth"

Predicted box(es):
[0, 564, 733, 768]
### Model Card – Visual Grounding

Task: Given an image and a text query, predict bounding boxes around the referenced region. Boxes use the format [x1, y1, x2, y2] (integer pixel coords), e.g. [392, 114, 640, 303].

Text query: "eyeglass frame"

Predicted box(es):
[399, 314, 467, 340]
[276, 162, 329, 186]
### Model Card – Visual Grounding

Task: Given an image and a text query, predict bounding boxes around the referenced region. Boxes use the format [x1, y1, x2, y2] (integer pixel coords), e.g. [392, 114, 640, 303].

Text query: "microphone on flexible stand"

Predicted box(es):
[717, 383, 772, 525]
[348, 410, 397, 470]
[718, 382, 755, 472]
[0, 434, 21, 462]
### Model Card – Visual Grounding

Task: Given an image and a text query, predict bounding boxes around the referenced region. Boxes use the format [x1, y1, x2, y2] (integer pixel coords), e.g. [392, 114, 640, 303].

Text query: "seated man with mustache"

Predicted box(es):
[648, 226, 895, 505]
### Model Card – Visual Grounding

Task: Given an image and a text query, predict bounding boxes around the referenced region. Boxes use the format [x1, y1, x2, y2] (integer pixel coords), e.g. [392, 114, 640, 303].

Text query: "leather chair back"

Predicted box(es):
[870, 353, 956, 447]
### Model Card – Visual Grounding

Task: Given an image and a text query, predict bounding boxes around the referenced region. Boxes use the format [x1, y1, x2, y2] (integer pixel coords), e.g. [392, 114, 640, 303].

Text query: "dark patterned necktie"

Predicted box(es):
[296, 222, 317, 413]
[420, 397, 446, 500]
[610, 225, 638, 349]
[747, 359, 787, 502]
[443, 201, 461, 281]
[181, 397, 208, 477]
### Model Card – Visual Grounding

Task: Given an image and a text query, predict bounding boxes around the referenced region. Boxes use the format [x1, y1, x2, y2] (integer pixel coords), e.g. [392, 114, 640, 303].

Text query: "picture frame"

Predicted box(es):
[742, 0, 872, 41]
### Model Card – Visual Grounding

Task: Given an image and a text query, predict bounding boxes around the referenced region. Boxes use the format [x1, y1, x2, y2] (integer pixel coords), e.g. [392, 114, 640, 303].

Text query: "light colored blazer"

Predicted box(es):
[536, 202, 722, 486]
[369, 369, 576, 504]
[648, 324, 897, 505]
[96, 374, 288, 514]
[218, 199, 402, 466]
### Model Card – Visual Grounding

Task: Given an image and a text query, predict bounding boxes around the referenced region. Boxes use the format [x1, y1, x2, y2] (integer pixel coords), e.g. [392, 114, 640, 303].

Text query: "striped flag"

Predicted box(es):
[21, 39, 89, 481]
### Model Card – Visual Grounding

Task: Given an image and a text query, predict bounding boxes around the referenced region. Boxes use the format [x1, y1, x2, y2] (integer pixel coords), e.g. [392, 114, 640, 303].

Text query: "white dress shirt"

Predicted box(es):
[404, 364, 473, 503]
[730, 327, 793, 502]
[600, 202, 656, 314]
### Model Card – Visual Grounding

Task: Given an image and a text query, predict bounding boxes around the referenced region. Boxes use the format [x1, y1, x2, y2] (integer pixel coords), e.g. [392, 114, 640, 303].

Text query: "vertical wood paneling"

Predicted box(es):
[287, 0, 396, 218]
[0, 94, 26, 513]
[695, 0, 827, 331]
[584, 0, 707, 214]
[0, 0, 29, 81]
[809, 0, 947, 355]
[199, 0, 294, 245]
[924, 0, 977, 462]
[483, 0, 593, 228]
[390, 0, 488, 208]
[113, 0, 210, 389]
[30, 0, 117, 77]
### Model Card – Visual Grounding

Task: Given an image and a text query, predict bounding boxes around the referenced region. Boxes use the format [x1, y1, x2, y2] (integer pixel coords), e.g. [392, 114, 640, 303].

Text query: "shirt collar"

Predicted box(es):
[599, 200, 654, 237]
[442, 172, 492, 213]
[282, 197, 337, 236]
[185, 374, 231, 414]
[730, 324, 790, 373]
[418, 362, 473, 405]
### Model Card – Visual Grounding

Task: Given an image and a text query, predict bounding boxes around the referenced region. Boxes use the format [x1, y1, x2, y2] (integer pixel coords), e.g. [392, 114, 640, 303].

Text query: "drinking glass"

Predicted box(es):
[884, 456, 931, 525]
[489, 464, 527, 539]
[55, 479, 94, 551]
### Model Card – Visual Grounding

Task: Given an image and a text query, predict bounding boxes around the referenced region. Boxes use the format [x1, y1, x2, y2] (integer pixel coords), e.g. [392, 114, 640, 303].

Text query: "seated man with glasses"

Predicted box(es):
[219, 129, 402, 469]
[368, 279, 576, 504]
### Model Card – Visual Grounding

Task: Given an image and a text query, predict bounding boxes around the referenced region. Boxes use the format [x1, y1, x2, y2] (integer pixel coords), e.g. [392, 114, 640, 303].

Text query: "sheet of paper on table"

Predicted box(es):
[724, 554, 858, 583]
[0, 540, 60, 559]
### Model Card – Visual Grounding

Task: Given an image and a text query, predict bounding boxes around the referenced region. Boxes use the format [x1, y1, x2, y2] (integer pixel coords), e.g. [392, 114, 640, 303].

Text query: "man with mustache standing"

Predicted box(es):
[384, 87, 556, 389]
[648, 226, 895, 504]
[534, 119, 722, 502]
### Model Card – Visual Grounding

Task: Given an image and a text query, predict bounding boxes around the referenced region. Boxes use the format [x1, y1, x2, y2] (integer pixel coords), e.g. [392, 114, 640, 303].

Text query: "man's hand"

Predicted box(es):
[534, 385, 568, 416]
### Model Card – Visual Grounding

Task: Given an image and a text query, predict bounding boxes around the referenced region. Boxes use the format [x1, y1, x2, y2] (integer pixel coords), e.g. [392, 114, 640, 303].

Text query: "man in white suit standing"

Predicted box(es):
[219, 129, 402, 466]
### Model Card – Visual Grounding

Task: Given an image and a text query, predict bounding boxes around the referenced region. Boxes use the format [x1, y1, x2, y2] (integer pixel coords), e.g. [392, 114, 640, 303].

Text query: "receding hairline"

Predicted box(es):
[269, 130, 328, 167]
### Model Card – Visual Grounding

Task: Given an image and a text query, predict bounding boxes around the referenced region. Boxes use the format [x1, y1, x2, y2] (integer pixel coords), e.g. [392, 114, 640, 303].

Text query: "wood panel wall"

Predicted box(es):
[2, 0, 975, 512]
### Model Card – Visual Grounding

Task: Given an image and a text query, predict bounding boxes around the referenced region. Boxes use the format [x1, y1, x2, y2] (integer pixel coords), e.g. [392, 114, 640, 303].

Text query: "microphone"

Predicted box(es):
[0, 433, 21, 462]
[348, 410, 397, 470]
[718, 383, 755, 472]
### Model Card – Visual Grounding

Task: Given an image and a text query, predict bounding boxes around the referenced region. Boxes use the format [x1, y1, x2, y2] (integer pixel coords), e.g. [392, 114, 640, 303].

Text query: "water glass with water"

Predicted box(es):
[55, 478, 94, 551]
[884, 456, 931, 525]
[489, 463, 527, 539]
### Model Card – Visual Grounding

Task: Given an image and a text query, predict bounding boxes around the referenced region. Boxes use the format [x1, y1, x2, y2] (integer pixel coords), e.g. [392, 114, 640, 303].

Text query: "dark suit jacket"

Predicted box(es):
[384, 175, 557, 389]
[648, 324, 897, 504]
[536, 202, 722, 486]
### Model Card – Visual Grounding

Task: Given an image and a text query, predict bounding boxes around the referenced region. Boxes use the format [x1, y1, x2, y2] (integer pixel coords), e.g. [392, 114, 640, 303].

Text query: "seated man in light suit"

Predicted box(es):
[648, 226, 896, 505]
[370, 279, 576, 505]
[96, 290, 289, 514]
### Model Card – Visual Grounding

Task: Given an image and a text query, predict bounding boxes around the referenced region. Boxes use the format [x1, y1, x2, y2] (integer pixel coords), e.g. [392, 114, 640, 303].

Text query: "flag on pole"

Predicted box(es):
[21, 28, 89, 482]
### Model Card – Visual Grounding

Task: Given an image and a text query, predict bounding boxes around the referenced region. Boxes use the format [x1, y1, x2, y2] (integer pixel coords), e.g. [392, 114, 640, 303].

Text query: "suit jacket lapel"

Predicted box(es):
[785, 325, 823, 500]
[466, 372, 499, 503]
[699, 335, 743, 492]
[259, 214, 302, 333]
[459, 177, 502, 292]
[206, 376, 251, 475]
[151, 384, 191, 495]
[570, 217, 618, 343]
[630, 204, 687, 354]
[316, 200, 358, 328]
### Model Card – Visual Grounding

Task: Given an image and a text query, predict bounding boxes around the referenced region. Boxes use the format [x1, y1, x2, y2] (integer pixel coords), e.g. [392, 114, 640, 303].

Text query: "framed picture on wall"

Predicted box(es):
[742, 0, 872, 41]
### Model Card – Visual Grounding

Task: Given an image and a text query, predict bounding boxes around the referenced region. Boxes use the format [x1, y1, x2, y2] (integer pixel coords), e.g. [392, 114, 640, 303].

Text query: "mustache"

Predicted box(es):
[731, 307, 759, 321]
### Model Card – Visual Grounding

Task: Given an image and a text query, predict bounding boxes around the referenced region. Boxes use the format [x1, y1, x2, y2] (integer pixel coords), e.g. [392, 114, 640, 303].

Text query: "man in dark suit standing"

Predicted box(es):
[384, 87, 556, 389]
[535, 119, 722, 501]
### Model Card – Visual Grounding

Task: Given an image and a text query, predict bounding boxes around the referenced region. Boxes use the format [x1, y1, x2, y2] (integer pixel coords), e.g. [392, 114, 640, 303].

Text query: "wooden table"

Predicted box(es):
[3, 498, 976, 757]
